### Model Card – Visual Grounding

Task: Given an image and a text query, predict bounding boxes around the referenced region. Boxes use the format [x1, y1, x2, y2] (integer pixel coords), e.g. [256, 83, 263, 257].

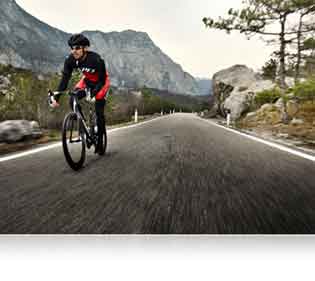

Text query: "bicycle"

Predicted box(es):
[48, 89, 107, 171]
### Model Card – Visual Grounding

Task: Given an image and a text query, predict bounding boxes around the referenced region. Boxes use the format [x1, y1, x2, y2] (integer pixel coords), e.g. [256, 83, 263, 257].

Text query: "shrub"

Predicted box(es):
[291, 79, 315, 102]
[254, 87, 282, 107]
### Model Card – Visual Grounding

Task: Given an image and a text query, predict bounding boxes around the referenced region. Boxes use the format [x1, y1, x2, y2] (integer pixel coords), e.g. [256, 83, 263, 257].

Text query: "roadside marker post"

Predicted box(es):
[226, 109, 231, 127]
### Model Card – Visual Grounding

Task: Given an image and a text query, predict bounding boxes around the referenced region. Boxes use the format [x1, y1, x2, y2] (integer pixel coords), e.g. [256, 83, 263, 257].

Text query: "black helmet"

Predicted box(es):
[68, 34, 90, 47]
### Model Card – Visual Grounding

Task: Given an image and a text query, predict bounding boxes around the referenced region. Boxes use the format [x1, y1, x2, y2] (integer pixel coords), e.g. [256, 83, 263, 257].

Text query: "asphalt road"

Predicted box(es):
[1, 113, 315, 234]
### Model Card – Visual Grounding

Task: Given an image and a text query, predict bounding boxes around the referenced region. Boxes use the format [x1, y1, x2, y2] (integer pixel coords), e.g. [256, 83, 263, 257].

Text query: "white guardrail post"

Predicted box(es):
[135, 108, 138, 123]
[226, 109, 231, 127]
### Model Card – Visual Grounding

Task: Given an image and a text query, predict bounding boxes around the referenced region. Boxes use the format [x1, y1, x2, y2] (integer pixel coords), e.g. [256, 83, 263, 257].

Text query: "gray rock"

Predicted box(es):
[0, 120, 42, 143]
[246, 112, 256, 118]
[277, 133, 289, 139]
[37, 74, 45, 81]
[0, 120, 32, 143]
[260, 103, 274, 111]
[287, 100, 299, 117]
[30, 121, 43, 138]
[285, 77, 295, 88]
[275, 98, 284, 110]
[211, 65, 275, 120]
[205, 107, 219, 118]
[0, 75, 11, 95]
[290, 118, 304, 126]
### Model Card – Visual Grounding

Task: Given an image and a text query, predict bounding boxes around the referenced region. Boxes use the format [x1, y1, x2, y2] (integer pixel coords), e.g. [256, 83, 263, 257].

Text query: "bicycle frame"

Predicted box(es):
[70, 92, 96, 145]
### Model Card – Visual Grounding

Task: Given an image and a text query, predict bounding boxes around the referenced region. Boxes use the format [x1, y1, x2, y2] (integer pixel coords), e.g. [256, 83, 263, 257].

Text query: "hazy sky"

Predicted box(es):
[16, 0, 275, 78]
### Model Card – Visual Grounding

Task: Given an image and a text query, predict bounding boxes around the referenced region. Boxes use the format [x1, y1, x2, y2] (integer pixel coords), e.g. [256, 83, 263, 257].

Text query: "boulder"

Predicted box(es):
[290, 118, 304, 126]
[212, 65, 275, 120]
[0, 120, 43, 143]
[246, 112, 256, 119]
[0, 75, 11, 95]
[260, 103, 275, 112]
[285, 77, 295, 88]
[0, 75, 10, 88]
[275, 98, 284, 110]
[257, 104, 282, 125]
[242, 103, 282, 126]
[30, 121, 43, 139]
[287, 100, 299, 117]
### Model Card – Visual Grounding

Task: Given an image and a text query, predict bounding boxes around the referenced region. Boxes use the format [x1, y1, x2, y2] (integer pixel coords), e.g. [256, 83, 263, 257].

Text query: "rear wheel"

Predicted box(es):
[62, 112, 86, 170]
[97, 126, 107, 156]
[93, 121, 107, 156]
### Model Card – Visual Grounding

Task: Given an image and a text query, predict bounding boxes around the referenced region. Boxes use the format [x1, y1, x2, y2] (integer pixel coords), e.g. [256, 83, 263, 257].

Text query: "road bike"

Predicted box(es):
[48, 90, 107, 171]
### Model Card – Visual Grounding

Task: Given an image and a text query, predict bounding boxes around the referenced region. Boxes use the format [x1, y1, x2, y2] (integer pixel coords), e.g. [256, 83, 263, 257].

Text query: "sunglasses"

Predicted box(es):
[71, 46, 83, 51]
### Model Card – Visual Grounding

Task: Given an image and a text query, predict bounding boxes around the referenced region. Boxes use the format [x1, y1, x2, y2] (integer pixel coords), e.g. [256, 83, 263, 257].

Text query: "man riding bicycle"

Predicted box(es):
[49, 33, 110, 154]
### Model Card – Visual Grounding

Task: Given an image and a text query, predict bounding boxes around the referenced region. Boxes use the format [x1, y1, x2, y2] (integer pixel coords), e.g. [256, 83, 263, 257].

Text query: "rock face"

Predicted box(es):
[0, 0, 199, 95]
[83, 30, 199, 94]
[212, 65, 275, 120]
[195, 78, 213, 96]
[0, 120, 42, 143]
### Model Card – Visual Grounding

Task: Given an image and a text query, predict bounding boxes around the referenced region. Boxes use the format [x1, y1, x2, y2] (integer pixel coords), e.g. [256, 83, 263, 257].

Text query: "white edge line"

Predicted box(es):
[108, 114, 169, 133]
[0, 115, 170, 162]
[200, 118, 315, 163]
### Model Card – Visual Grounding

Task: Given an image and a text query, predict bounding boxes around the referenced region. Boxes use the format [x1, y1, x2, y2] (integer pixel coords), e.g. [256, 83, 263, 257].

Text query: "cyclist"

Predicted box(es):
[49, 33, 110, 154]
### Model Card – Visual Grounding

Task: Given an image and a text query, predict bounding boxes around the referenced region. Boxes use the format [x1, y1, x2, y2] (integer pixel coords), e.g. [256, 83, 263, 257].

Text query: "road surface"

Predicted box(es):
[1, 113, 315, 234]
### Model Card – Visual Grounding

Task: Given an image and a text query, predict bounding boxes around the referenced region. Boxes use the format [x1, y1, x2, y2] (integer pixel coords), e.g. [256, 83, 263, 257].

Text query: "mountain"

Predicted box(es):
[196, 78, 213, 95]
[0, 0, 200, 95]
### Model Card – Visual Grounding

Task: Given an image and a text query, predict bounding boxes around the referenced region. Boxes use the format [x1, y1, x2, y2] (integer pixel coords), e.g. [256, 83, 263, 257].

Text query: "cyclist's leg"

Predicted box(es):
[95, 77, 110, 148]
[95, 98, 106, 151]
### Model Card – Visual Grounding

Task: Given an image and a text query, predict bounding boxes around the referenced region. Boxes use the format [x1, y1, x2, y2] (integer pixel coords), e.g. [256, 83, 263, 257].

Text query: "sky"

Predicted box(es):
[16, 0, 276, 79]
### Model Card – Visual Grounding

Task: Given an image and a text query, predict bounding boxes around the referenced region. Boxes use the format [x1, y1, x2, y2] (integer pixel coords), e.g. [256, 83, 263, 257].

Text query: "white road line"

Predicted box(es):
[200, 118, 315, 163]
[0, 115, 169, 163]
[108, 114, 168, 133]
[0, 143, 62, 162]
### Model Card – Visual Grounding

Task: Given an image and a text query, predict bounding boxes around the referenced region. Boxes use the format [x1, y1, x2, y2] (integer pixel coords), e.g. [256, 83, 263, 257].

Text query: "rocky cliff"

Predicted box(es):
[196, 78, 212, 96]
[0, 0, 199, 95]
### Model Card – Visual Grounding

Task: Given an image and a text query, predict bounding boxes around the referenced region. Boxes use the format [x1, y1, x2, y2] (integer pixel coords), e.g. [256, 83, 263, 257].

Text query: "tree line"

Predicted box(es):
[0, 64, 210, 128]
[203, 0, 315, 120]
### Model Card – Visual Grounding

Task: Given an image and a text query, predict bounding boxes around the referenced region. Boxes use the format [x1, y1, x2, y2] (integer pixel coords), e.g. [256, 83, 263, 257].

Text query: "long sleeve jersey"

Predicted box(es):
[57, 51, 107, 96]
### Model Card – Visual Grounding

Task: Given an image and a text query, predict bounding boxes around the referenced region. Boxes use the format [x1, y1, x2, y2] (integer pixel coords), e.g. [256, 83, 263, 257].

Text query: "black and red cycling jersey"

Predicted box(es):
[57, 51, 110, 100]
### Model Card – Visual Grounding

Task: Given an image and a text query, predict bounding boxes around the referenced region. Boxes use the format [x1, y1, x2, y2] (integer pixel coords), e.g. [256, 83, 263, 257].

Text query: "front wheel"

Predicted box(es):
[62, 112, 86, 171]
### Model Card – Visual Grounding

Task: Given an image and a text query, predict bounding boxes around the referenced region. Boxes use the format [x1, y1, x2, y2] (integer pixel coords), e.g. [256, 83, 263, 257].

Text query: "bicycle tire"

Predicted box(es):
[98, 125, 107, 156]
[91, 113, 107, 156]
[95, 117, 107, 156]
[62, 112, 86, 171]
